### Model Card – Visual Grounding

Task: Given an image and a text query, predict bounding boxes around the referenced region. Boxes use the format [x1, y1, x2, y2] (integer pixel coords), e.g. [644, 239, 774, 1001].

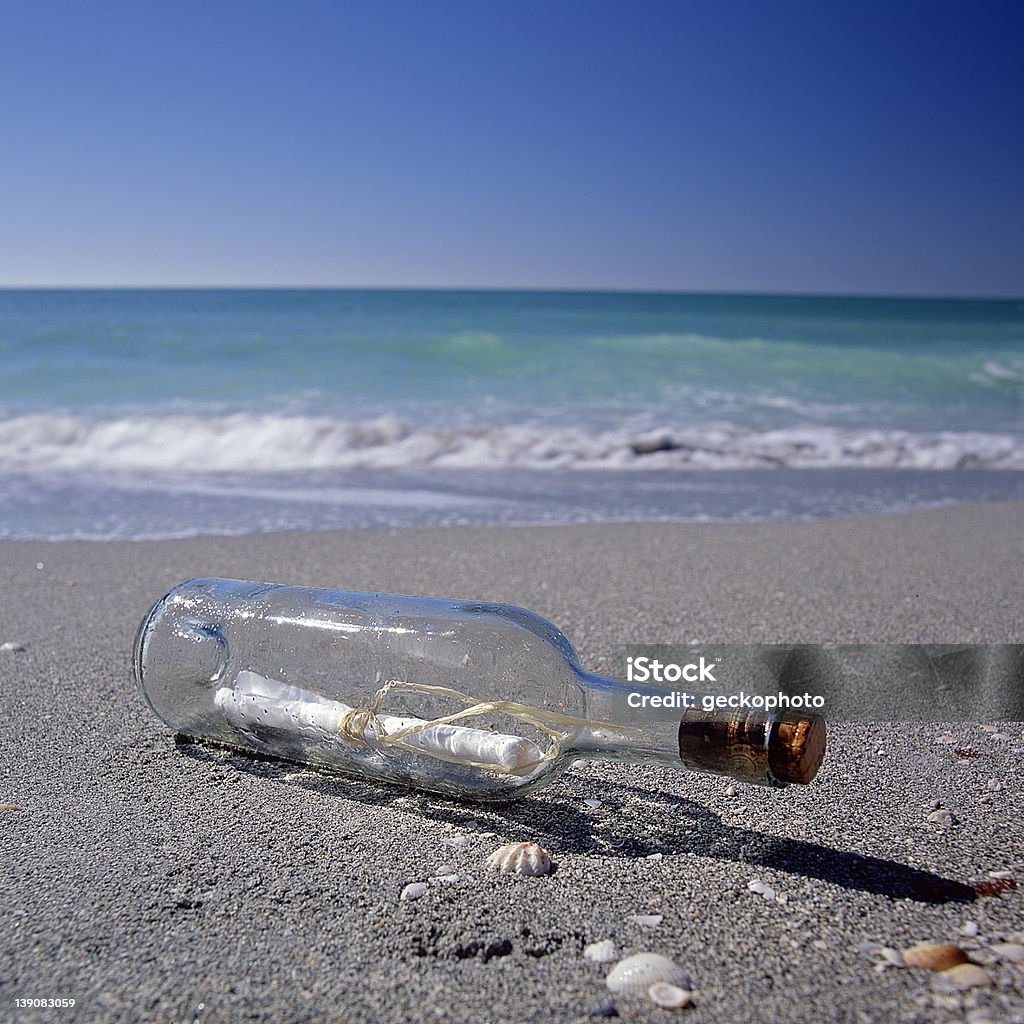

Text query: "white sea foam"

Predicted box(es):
[0, 412, 1021, 472]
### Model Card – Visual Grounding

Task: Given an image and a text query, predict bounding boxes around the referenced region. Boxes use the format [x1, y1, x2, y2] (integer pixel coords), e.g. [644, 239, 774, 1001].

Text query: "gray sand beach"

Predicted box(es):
[2, 502, 1023, 1024]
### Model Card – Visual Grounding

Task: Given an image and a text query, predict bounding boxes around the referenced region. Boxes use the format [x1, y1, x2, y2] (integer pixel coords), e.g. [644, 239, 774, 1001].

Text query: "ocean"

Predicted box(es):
[1, 289, 1022, 539]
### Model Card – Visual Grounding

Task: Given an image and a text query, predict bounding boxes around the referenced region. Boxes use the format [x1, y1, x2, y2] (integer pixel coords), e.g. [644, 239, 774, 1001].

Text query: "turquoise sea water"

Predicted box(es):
[1, 289, 1022, 538]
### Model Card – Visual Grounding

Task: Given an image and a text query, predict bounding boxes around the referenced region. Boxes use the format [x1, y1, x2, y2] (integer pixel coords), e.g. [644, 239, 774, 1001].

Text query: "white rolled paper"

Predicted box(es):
[215, 670, 542, 771]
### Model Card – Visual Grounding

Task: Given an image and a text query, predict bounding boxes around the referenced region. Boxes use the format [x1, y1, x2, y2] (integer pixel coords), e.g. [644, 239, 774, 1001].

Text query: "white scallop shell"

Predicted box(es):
[606, 953, 691, 994]
[485, 841, 552, 876]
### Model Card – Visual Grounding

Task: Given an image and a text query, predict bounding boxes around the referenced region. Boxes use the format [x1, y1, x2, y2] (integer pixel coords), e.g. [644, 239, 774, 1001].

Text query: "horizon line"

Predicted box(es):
[0, 283, 1022, 302]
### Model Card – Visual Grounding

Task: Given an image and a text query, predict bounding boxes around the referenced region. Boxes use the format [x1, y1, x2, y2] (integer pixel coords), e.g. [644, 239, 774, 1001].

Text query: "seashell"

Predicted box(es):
[927, 809, 957, 826]
[485, 841, 552, 876]
[428, 873, 460, 884]
[903, 942, 970, 971]
[606, 953, 691, 995]
[583, 798, 603, 809]
[0, 641, 26, 652]
[400, 882, 428, 901]
[441, 835, 471, 848]
[627, 914, 663, 927]
[584, 939, 618, 963]
[647, 982, 692, 1009]
[748, 879, 776, 901]
[988, 942, 1024, 961]
[855, 941, 884, 959]
[645, 853, 664, 862]
[933, 963, 992, 991]
[959, 921, 979, 938]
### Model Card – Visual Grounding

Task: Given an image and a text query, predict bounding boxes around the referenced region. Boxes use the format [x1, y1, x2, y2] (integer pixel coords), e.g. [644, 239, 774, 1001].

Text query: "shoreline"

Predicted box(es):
[4, 467, 1024, 542]
[2, 502, 1022, 1022]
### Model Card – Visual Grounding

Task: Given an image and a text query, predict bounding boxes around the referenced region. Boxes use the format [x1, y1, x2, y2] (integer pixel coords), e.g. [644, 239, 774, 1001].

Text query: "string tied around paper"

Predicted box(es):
[336, 678, 636, 774]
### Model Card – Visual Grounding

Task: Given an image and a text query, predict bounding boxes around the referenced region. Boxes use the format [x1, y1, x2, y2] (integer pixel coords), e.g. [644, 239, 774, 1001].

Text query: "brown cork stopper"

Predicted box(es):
[768, 713, 827, 785]
[678, 710, 826, 786]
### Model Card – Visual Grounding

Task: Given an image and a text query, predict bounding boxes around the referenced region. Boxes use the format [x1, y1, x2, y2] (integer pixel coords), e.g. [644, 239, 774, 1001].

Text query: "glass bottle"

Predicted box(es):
[134, 578, 825, 801]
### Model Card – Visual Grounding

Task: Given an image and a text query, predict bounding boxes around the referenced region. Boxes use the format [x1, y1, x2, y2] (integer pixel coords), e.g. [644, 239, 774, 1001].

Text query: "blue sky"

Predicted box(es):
[2, 1, 1022, 295]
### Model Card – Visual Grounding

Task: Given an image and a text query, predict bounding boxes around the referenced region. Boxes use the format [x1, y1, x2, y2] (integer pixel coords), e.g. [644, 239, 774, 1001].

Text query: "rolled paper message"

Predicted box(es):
[215, 670, 543, 772]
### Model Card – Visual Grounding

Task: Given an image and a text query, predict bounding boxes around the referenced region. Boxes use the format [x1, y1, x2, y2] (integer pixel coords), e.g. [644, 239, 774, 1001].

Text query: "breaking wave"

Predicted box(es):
[0, 412, 1021, 471]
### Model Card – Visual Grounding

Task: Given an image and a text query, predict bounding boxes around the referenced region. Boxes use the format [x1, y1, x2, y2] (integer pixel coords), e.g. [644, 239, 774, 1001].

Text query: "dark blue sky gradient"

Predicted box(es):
[2, 1, 1022, 294]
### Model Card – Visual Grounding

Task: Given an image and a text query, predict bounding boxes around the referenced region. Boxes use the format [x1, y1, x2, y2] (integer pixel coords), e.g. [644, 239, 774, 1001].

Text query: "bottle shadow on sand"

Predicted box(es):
[177, 737, 978, 906]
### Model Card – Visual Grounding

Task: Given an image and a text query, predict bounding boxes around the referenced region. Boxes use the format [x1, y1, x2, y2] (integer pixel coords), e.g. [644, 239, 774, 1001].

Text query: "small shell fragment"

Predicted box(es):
[485, 841, 552, 876]
[855, 940, 884, 960]
[959, 921, 979, 938]
[933, 963, 992, 991]
[0, 641, 26, 652]
[584, 940, 618, 963]
[400, 882, 428, 901]
[748, 879, 776, 901]
[627, 914, 664, 927]
[877, 947, 906, 968]
[988, 943, 1024, 961]
[903, 942, 970, 972]
[606, 953, 691, 995]
[647, 982, 692, 1009]
[441, 835, 471, 848]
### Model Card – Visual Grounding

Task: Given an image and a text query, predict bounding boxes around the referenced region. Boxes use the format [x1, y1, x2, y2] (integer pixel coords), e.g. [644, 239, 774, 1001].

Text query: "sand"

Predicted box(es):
[1, 502, 1023, 1024]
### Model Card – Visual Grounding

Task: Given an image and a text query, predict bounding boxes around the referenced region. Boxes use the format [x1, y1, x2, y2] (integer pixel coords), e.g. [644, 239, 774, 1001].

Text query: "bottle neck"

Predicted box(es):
[569, 668, 826, 788]
[570, 668, 688, 769]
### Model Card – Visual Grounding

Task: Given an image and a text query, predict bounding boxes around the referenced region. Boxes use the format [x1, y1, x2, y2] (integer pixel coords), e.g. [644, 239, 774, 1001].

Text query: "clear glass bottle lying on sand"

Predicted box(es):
[134, 578, 826, 801]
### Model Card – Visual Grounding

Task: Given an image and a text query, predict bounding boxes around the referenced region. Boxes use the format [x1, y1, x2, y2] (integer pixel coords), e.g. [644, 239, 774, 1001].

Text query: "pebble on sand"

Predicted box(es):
[902, 943, 969, 972]
[584, 940, 618, 964]
[932, 963, 992, 992]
